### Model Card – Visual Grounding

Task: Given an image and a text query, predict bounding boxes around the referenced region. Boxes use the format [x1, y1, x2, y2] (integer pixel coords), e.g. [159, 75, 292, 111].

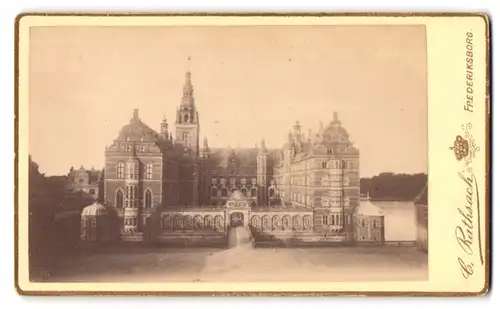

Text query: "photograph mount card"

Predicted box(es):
[14, 13, 490, 296]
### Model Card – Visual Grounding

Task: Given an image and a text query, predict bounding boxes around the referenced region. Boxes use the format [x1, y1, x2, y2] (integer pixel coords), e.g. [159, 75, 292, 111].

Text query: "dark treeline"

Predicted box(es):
[360, 172, 427, 201]
[28, 156, 91, 280]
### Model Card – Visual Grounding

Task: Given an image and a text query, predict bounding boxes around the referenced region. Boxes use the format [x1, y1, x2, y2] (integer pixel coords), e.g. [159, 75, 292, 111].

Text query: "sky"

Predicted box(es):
[29, 25, 428, 177]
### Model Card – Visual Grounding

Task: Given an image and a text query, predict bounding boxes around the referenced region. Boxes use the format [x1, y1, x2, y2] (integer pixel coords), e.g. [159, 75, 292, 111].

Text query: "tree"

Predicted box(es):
[360, 173, 427, 201]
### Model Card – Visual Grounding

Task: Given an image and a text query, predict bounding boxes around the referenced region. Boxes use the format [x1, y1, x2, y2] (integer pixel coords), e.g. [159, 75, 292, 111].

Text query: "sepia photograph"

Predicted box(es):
[16, 14, 488, 295]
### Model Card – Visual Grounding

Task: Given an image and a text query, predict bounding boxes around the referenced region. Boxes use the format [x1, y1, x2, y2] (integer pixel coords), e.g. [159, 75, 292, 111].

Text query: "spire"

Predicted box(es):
[259, 138, 267, 153]
[333, 111, 341, 124]
[202, 136, 211, 158]
[293, 120, 302, 139]
[161, 113, 168, 137]
[133, 109, 139, 120]
[181, 70, 194, 106]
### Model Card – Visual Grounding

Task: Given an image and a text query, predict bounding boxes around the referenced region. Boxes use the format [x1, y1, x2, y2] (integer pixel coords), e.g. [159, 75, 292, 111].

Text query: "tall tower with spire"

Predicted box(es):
[175, 71, 200, 156]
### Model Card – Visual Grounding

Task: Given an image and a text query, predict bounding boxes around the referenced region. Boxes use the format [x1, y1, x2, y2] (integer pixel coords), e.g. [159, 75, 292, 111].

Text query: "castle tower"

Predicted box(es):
[293, 121, 302, 141]
[257, 138, 269, 206]
[175, 71, 200, 156]
[123, 144, 140, 234]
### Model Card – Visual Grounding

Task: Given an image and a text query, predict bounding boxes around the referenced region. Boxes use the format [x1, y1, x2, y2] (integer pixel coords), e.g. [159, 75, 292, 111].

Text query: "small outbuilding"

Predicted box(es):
[80, 201, 115, 242]
[354, 194, 385, 244]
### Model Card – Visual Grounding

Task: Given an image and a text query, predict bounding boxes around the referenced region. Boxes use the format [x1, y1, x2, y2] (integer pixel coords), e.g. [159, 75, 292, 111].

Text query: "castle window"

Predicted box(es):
[115, 189, 124, 208]
[144, 189, 152, 208]
[184, 114, 189, 123]
[117, 161, 125, 178]
[221, 188, 228, 197]
[321, 161, 327, 169]
[145, 163, 153, 179]
[323, 215, 328, 225]
[241, 187, 247, 196]
[211, 187, 219, 197]
[251, 187, 257, 197]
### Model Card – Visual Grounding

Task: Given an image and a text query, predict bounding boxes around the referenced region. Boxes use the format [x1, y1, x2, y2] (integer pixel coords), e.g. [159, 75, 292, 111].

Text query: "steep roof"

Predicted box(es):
[67, 166, 101, 185]
[355, 200, 384, 216]
[116, 109, 160, 142]
[81, 201, 108, 216]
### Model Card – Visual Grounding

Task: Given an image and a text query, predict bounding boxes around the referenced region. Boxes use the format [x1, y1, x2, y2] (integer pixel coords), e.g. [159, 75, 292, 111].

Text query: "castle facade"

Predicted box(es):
[75, 71, 369, 244]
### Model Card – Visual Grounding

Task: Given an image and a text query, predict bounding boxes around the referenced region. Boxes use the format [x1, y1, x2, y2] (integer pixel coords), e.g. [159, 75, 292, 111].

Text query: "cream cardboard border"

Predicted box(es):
[15, 14, 490, 295]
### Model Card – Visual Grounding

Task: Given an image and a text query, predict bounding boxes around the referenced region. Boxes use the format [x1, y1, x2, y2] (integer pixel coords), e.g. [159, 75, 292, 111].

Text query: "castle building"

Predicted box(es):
[66, 166, 103, 200]
[92, 71, 365, 244]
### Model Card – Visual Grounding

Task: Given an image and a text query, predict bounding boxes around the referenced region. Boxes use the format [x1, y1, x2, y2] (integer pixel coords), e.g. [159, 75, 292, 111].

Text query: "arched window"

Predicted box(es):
[251, 187, 257, 197]
[241, 187, 247, 196]
[211, 187, 218, 197]
[117, 161, 125, 178]
[115, 189, 124, 208]
[184, 114, 189, 123]
[221, 187, 228, 197]
[144, 189, 152, 208]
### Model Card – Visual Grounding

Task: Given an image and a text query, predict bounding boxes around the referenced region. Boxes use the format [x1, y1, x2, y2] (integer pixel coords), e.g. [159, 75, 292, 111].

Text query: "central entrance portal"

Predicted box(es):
[230, 212, 244, 227]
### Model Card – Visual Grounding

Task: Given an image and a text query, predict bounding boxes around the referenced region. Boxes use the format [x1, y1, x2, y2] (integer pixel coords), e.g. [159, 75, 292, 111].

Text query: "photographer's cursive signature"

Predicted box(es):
[455, 172, 484, 279]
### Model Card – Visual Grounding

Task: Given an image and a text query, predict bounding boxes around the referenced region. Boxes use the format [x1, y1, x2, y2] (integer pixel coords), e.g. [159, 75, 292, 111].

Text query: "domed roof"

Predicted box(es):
[81, 201, 108, 217]
[320, 112, 351, 144]
[116, 109, 159, 142]
[355, 200, 384, 217]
